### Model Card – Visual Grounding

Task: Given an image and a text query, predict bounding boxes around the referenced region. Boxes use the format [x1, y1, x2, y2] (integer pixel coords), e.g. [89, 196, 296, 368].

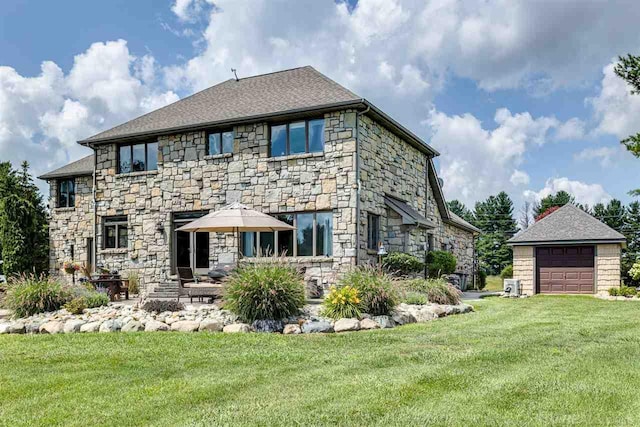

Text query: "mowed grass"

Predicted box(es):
[485, 275, 503, 291]
[2, 297, 640, 426]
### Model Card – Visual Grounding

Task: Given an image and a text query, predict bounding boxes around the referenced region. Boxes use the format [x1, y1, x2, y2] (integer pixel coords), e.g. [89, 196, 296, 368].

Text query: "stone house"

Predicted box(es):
[39, 66, 480, 296]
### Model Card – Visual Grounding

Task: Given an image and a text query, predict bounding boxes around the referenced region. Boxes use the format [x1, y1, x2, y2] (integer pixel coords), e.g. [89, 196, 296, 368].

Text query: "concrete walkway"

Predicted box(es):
[461, 291, 501, 301]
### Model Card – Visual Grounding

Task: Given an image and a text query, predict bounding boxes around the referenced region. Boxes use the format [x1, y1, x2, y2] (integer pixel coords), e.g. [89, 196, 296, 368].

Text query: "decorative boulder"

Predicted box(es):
[199, 319, 223, 332]
[301, 320, 333, 333]
[223, 323, 251, 333]
[392, 310, 417, 326]
[334, 318, 360, 333]
[80, 322, 102, 333]
[252, 319, 285, 333]
[121, 321, 144, 332]
[8, 322, 26, 334]
[359, 318, 380, 330]
[171, 321, 200, 332]
[40, 321, 64, 334]
[144, 320, 170, 332]
[99, 320, 120, 333]
[372, 315, 395, 329]
[283, 324, 301, 335]
[0, 323, 10, 334]
[63, 320, 85, 334]
[412, 308, 438, 323]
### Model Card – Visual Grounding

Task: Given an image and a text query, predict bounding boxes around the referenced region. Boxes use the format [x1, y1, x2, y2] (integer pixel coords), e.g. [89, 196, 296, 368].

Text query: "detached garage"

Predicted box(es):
[507, 204, 626, 295]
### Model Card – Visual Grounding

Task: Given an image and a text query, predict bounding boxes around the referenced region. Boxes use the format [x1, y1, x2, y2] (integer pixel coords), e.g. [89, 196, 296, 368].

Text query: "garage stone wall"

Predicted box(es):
[596, 244, 621, 293]
[513, 245, 535, 295]
[48, 176, 94, 286]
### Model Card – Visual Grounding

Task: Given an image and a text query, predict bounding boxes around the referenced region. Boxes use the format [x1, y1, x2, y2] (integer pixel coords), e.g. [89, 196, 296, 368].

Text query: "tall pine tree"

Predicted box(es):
[614, 54, 640, 196]
[623, 201, 640, 286]
[447, 200, 475, 223]
[533, 191, 575, 217]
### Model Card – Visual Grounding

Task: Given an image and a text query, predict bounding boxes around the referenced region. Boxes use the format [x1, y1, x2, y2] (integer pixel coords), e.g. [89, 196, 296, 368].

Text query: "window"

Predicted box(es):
[58, 178, 75, 208]
[367, 213, 380, 250]
[118, 141, 158, 173]
[427, 233, 434, 252]
[104, 216, 128, 249]
[242, 212, 333, 257]
[207, 130, 234, 155]
[269, 118, 325, 156]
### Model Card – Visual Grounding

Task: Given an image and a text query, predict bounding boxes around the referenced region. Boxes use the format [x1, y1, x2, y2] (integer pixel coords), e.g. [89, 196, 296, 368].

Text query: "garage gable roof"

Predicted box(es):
[508, 204, 626, 246]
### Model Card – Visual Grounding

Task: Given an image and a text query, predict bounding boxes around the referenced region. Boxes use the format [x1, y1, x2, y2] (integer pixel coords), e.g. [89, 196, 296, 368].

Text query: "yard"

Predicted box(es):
[1, 296, 640, 426]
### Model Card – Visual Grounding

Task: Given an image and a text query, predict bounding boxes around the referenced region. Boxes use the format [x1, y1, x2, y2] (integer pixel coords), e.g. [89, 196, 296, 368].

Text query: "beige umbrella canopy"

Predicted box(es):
[176, 203, 295, 262]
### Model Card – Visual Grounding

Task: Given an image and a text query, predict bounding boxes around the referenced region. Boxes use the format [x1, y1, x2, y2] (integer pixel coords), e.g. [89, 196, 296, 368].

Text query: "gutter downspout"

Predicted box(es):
[92, 147, 97, 272]
[355, 101, 370, 267]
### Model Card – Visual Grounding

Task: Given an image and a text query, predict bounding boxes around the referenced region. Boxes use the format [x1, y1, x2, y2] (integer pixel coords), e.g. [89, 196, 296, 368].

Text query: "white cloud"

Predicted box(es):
[171, 0, 208, 22]
[554, 117, 586, 141]
[510, 170, 530, 186]
[523, 177, 612, 207]
[427, 107, 582, 205]
[590, 61, 640, 139]
[574, 146, 621, 167]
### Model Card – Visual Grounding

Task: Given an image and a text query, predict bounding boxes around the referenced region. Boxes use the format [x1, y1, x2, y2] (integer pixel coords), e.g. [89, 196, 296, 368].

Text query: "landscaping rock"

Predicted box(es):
[0, 323, 10, 334]
[63, 320, 85, 334]
[99, 320, 120, 333]
[391, 311, 416, 326]
[199, 319, 223, 332]
[40, 321, 64, 334]
[80, 321, 102, 333]
[7, 321, 26, 334]
[122, 321, 144, 332]
[171, 320, 200, 332]
[334, 318, 360, 332]
[412, 308, 438, 322]
[430, 305, 447, 317]
[26, 322, 43, 334]
[301, 320, 333, 333]
[283, 324, 301, 334]
[372, 315, 395, 329]
[0, 309, 12, 320]
[359, 318, 380, 330]
[223, 323, 251, 333]
[252, 319, 285, 333]
[145, 320, 169, 332]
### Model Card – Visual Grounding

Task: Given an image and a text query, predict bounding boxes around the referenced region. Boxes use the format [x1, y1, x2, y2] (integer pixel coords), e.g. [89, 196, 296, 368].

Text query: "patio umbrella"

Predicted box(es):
[175, 202, 295, 264]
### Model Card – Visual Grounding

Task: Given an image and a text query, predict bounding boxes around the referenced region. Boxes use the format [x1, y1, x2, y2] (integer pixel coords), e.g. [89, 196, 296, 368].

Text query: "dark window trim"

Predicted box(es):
[367, 213, 380, 250]
[269, 117, 325, 157]
[103, 215, 128, 249]
[205, 129, 235, 155]
[116, 141, 158, 174]
[57, 178, 75, 208]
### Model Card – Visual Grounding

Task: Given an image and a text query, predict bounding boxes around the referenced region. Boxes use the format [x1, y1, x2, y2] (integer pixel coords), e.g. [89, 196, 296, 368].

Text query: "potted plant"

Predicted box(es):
[62, 260, 81, 285]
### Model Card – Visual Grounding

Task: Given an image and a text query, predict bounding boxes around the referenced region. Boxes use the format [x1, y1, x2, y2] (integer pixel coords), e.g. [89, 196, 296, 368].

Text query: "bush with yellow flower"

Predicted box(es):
[321, 285, 361, 320]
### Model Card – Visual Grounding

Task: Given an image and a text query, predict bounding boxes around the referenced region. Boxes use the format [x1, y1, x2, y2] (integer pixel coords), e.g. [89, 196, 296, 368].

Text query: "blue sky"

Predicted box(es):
[1, 0, 639, 214]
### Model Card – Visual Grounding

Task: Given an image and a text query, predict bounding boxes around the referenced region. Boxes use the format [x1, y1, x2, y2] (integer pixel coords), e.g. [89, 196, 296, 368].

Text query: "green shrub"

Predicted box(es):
[500, 265, 513, 279]
[224, 263, 306, 321]
[84, 292, 110, 308]
[340, 266, 398, 316]
[68, 285, 110, 309]
[126, 270, 140, 295]
[609, 287, 619, 296]
[426, 251, 456, 278]
[404, 278, 461, 305]
[618, 285, 637, 297]
[403, 292, 428, 305]
[477, 270, 487, 290]
[629, 261, 640, 282]
[3, 274, 71, 317]
[64, 297, 87, 315]
[142, 300, 184, 313]
[321, 285, 361, 320]
[382, 252, 424, 276]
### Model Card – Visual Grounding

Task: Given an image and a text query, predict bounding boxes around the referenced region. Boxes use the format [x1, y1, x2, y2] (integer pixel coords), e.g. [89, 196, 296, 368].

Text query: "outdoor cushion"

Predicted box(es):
[184, 282, 221, 289]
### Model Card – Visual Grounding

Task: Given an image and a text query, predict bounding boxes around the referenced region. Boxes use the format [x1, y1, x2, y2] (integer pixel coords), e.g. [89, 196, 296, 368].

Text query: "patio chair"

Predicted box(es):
[177, 267, 222, 303]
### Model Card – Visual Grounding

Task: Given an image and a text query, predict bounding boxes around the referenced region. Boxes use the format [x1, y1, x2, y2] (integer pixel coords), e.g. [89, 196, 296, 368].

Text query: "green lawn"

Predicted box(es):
[485, 275, 503, 291]
[2, 297, 640, 426]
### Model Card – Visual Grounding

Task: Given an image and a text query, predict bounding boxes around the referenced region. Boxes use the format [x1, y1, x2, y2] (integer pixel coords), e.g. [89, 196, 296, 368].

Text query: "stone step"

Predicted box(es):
[147, 292, 179, 299]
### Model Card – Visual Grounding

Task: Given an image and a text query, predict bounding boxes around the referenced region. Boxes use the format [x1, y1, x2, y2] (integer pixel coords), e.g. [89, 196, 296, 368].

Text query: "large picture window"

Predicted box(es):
[206, 130, 234, 155]
[367, 213, 380, 250]
[242, 212, 333, 257]
[118, 141, 158, 173]
[269, 118, 325, 157]
[57, 178, 75, 208]
[103, 216, 128, 249]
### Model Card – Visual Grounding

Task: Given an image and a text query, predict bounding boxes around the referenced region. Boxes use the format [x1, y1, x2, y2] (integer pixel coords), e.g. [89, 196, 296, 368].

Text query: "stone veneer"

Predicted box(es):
[512, 246, 535, 295]
[596, 244, 622, 293]
[47, 108, 477, 294]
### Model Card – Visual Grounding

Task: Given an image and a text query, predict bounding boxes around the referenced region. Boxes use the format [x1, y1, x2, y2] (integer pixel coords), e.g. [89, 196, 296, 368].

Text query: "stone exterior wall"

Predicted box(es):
[47, 175, 94, 285]
[596, 244, 621, 293]
[358, 114, 475, 276]
[513, 245, 535, 295]
[90, 110, 358, 294]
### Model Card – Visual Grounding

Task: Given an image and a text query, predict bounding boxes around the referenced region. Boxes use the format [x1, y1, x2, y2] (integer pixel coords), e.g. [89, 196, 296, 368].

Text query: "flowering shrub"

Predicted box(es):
[321, 285, 361, 320]
[62, 261, 82, 275]
[629, 261, 640, 282]
[341, 266, 399, 316]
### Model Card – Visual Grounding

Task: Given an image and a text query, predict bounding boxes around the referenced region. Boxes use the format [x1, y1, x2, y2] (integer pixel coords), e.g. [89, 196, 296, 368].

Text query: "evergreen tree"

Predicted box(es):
[473, 191, 518, 275]
[623, 201, 640, 286]
[0, 162, 49, 276]
[447, 200, 474, 224]
[603, 199, 626, 231]
[614, 54, 640, 196]
[533, 191, 575, 217]
[592, 202, 607, 223]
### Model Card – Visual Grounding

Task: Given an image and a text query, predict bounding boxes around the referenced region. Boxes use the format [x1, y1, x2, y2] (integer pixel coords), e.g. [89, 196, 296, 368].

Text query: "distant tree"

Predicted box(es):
[0, 161, 49, 276]
[533, 191, 575, 217]
[473, 192, 518, 275]
[614, 54, 640, 196]
[447, 200, 474, 224]
[518, 201, 532, 230]
[622, 201, 640, 286]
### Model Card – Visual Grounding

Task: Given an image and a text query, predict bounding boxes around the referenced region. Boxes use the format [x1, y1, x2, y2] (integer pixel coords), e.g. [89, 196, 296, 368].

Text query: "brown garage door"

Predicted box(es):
[537, 246, 594, 294]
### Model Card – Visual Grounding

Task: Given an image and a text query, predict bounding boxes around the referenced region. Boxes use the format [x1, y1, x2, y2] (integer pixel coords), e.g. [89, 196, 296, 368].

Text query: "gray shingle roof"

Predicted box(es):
[447, 211, 481, 234]
[508, 204, 626, 245]
[384, 195, 436, 228]
[81, 66, 361, 144]
[38, 155, 94, 180]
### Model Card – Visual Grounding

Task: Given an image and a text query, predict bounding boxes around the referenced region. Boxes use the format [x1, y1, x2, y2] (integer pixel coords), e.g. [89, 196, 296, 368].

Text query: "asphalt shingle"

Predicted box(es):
[38, 155, 94, 180]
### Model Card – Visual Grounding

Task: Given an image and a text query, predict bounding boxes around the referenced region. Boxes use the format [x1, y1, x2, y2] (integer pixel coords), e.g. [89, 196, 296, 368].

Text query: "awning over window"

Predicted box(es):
[384, 195, 435, 228]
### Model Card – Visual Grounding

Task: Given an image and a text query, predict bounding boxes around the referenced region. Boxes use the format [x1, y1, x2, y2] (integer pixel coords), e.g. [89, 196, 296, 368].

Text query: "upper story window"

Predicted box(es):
[242, 211, 333, 257]
[104, 216, 128, 249]
[58, 178, 75, 208]
[118, 141, 158, 174]
[367, 213, 380, 250]
[270, 118, 325, 157]
[207, 130, 234, 155]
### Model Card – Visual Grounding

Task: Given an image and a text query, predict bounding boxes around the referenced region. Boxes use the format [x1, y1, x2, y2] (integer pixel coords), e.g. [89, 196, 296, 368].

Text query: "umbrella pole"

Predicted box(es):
[236, 227, 241, 268]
